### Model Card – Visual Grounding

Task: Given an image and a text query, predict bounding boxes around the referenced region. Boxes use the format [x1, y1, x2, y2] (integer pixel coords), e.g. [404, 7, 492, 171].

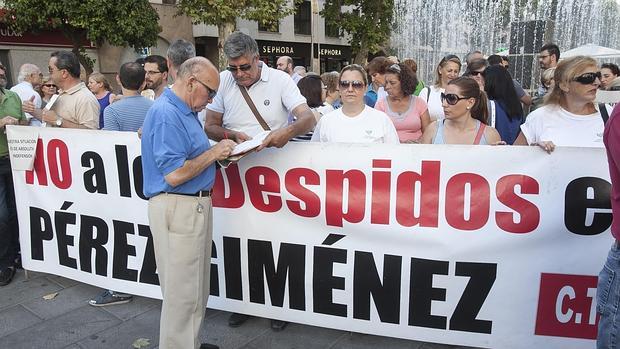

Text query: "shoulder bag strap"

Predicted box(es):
[424, 87, 431, 103]
[238, 84, 271, 131]
[473, 122, 486, 145]
[599, 103, 610, 124]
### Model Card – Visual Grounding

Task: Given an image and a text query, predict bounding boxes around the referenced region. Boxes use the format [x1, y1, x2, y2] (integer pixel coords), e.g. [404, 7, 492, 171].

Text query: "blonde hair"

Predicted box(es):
[542, 67, 556, 84]
[544, 56, 597, 106]
[88, 72, 112, 91]
[434, 55, 461, 87]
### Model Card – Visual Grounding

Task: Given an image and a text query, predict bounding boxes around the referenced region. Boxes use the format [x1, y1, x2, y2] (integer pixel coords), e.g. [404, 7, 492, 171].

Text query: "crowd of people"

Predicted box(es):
[0, 32, 620, 349]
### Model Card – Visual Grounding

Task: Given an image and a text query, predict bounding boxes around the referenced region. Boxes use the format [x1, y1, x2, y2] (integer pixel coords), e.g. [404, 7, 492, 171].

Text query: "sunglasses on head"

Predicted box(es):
[339, 80, 365, 90]
[573, 72, 601, 85]
[226, 64, 252, 73]
[441, 92, 470, 105]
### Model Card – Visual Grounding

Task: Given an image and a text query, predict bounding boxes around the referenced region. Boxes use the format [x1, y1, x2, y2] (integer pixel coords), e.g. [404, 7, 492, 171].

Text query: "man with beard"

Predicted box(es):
[144, 55, 169, 99]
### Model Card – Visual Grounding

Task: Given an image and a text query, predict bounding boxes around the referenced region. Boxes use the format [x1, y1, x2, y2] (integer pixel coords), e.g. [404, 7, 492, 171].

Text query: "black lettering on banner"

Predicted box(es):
[81, 151, 107, 194]
[224, 237, 242, 300]
[115, 145, 132, 198]
[29, 207, 53, 261]
[409, 258, 448, 329]
[313, 246, 347, 317]
[565, 177, 611, 235]
[79, 215, 109, 276]
[112, 220, 138, 281]
[137, 224, 159, 285]
[55, 202, 78, 269]
[133, 156, 147, 200]
[449, 262, 496, 334]
[353, 252, 401, 324]
[247, 240, 305, 310]
[210, 242, 219, 296]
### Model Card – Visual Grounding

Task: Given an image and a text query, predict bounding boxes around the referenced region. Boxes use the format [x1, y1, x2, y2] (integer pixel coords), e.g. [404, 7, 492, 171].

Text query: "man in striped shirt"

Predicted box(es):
[103, 62, 154, 132]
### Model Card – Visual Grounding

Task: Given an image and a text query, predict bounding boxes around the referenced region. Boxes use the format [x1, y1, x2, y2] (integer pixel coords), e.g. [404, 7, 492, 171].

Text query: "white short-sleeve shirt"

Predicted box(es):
[206, 63, 306, 137]
[418, 85, 445, 122]
[10, 81, 42, 126]
[311, 105, 400, 144]
[520, 104, 610, 147]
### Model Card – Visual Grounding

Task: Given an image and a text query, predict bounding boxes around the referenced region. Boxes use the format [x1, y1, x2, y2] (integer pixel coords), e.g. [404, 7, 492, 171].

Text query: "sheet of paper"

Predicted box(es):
[44, 94, 59, 111]
[230, 130, 270, 156]
[6, 126, 39, 171]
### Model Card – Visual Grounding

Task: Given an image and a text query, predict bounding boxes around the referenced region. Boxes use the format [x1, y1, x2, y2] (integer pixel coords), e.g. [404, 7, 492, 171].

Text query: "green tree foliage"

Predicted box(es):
[1, 0, 161, 75]
[176, 0, 301, 69]
[322, 0, 394, 64]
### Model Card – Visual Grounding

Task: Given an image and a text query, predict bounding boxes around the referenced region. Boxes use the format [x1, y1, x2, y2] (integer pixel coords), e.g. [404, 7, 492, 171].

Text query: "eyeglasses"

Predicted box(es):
[42, 84, 56, 88]
[339, 80, 365, 90]
[145, 70, 161, 76]
[226, 64, 253, 73]
[441, 92, 470, 105]
[573, 72, 601, 85]
[192, 76, 217, 99]
[469, 71, 485, 77]
[538, 54, 550, 60]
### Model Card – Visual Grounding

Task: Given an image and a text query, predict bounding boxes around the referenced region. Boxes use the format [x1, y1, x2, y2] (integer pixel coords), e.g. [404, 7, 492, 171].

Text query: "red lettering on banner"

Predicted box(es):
[495, 175, 540, 233]
[535, 273, 598, 339]
[285, 168, 321, 217]
[25, 138, 48, 186]
[212, 165, 244, 208]
[395, 161, 440, 227]
[25, 138, 71, 189]
[246, 166, 282, 213]
[47, 139, 72, 189]
[371, 159, 391, 225]
[445, 174, 490, 230]
[210, 159, 542, 234]
[325, 169, 366, 227]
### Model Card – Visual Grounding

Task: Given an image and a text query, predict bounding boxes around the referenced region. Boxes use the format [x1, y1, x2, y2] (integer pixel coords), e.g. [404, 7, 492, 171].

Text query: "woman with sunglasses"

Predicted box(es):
[515, 56, 612, 152]
[419, 55, 462, 121]
[39, 75, 57, 109]
[312, 64, 399, 143]
[484, 65, 524, 144]
[375, 63, 430, 143]
[420, 77, 501, 145]
[465, 58, 489, 91]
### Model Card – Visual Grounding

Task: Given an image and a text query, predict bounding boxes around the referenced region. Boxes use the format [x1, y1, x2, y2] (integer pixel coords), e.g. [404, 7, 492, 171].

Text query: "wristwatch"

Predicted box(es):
[55, 117, 63, 127]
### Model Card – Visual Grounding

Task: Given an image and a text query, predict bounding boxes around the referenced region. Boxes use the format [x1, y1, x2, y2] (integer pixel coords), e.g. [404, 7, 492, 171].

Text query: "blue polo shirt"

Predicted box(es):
[141, 88, 215, 198]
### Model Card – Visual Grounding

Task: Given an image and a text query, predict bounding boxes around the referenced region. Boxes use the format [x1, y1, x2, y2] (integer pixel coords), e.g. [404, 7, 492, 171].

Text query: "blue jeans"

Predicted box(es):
[0, 157, 17, 269]
[598, 241, 620, 349]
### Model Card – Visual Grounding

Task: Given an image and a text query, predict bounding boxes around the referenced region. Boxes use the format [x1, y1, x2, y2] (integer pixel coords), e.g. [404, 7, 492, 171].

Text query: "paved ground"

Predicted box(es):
[0, 269, 479, 349]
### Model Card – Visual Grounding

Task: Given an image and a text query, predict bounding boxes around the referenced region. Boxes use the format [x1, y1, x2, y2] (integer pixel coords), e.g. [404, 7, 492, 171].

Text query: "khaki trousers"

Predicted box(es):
[148, 193, 213, 349]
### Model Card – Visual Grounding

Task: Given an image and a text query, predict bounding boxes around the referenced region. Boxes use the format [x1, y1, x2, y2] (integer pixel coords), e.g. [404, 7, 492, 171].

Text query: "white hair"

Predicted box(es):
[17, 64, 40, 83]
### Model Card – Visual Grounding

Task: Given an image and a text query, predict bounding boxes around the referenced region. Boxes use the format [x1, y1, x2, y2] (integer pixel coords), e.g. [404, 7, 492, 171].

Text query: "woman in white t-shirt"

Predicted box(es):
[311, 64, 399, 144]
[515, 56, 611, 152]
[418, 55, 462, 121]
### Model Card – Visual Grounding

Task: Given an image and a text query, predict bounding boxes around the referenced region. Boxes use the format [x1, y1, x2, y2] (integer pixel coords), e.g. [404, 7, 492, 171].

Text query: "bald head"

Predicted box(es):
[276, 56, 294, 75]
[175, 57, 220, 112]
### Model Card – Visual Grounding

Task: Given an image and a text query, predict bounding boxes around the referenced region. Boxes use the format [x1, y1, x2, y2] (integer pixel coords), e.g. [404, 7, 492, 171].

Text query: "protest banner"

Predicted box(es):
[7, 126, 610, 348]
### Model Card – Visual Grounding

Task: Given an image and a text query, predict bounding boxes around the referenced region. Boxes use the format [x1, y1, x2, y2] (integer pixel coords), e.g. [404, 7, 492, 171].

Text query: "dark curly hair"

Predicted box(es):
[385, 63, 418, 96]
[602, 63, 620, 76]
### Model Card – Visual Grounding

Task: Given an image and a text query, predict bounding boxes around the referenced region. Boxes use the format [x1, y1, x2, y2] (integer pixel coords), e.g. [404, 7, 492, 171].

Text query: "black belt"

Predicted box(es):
[161, 190, 212, 197]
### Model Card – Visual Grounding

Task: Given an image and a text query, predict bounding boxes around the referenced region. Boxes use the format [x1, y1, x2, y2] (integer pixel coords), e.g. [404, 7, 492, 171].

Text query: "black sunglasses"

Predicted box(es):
[339, 80, 365, 90]
[226, 64, 252, 73]
[441, 92, 470, 105]
[469, 71, 485, 77]
[43, 84, 57, 88]
[192, 76, 217, 99]
[573, 72, 601, 85]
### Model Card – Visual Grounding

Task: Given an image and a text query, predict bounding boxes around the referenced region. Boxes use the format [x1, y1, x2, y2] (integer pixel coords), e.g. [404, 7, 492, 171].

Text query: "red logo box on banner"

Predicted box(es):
[535, 273, 599, 339]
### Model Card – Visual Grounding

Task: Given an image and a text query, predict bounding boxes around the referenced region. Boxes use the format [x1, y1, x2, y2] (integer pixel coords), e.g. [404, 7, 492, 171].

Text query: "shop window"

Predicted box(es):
[294, 1, 311, 35]
[325, 21, 339, 38]
[259, 21, 280, 33]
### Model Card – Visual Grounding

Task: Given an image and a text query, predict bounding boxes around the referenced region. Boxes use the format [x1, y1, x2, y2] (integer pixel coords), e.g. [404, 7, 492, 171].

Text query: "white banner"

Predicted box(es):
[7, 126, 612, 348]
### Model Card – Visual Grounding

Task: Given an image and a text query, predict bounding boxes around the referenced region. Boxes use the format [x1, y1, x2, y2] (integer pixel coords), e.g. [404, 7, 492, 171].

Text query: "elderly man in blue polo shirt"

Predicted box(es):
[141, 56, 236, 349]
